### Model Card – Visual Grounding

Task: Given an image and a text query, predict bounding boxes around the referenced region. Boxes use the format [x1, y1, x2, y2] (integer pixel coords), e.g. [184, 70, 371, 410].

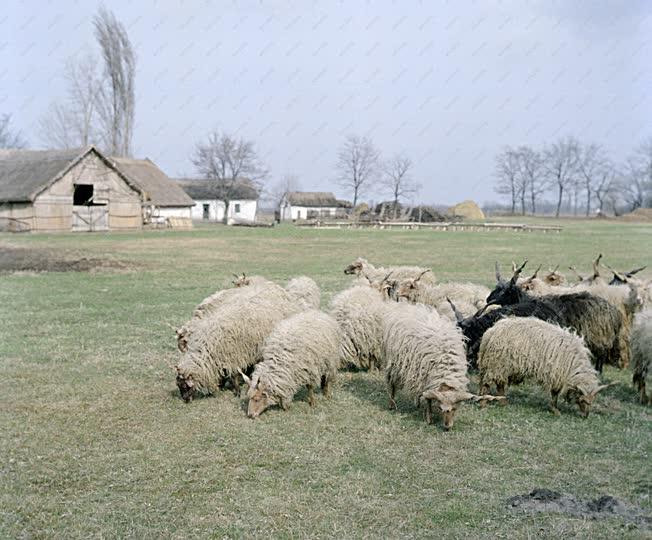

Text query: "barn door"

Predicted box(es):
[72, 205, 109, 232]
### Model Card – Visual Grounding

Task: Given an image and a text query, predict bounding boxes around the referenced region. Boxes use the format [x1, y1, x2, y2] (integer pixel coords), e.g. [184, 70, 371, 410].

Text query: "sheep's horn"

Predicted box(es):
[568, 266, 584, 282]
[446, 297, 464, 324]
[414, 269, 431, 283]
[604, 262, 627, 283]
[232, 273, 240, 278]
[511, 261, 517, 273]
[381, 271, 394, 283]
[509, 259, 528, 283]
[473, 303, 490, 317]
[591, 382, 618, 396]
[592, 254, 602, 278]
[238, 369, 253, 387]
[495, 261, 502, 282]
[525, 264, 542, 283]
[469, 394, 507, 403]
[546, 264, 560, 277]
[625, 265, 647, 277]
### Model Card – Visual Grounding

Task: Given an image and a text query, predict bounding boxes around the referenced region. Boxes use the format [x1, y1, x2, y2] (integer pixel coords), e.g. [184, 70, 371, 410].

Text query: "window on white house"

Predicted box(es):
[202, 204, 210, 220]
[297, 210, 301, 219]
[234, 203, 241, 213]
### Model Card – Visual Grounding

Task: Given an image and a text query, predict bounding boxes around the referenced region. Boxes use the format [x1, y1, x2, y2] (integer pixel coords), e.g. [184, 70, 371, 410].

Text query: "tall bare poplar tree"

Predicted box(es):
[0, 114, 26, 148]
[543, 136, 580, 217]
[93, 7, 136, 157]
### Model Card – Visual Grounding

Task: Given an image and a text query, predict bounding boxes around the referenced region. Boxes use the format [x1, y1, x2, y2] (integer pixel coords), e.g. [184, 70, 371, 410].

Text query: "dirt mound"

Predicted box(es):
[507, 488, 651, 529]
[620, 208, 652, 222]
[0, 246, 129, 273]
[447, 200, 485, 221]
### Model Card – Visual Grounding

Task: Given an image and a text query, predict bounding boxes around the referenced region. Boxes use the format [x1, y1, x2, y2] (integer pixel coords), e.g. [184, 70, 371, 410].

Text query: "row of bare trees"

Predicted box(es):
[38, 7, 136, 157]
[0, 114, 27, 149]
[495, 136, 652, 217]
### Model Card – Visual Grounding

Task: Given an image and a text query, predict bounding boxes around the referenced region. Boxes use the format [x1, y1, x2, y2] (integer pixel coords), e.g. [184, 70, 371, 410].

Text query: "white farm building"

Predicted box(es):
[279, 192, 351, 221]
[177, 179, 259, 223]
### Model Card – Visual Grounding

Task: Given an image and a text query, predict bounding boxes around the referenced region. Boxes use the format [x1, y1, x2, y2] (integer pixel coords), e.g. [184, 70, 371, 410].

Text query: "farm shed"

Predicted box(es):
[279, 192, 350, 221]
[176, 178, 259, 223]
[112, 157, 194, 227]
[0, 146, 142, 232]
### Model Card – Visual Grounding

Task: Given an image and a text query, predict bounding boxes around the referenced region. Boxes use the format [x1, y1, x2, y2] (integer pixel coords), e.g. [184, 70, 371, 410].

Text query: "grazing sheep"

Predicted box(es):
[344, 257, 437, 285]
[382, 302, 501, 430]
[447, 298, 563, 369]
[329, 285, 388, 370]
[285, 276, 321, 309]
[488, 260, 624, 372]
[477, 317, 613, 417]
[632, 309, 652, 404]
[396, 277, 489, 310]
[240, 310, 340, 417]
[175, 287, 302, 402]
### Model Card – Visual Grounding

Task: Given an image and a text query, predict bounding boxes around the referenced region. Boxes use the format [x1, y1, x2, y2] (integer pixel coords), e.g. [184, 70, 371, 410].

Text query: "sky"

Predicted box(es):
[2, 0, 651, 206]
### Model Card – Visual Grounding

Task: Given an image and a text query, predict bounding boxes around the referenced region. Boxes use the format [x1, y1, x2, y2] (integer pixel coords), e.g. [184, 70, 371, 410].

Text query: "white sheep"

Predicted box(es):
[344, 257, 437, 285]
[329, 285, 388, 370]
[477, 317, 613, 416]
[382, 302, 499, 430]
[175, 287, 302, 402]
[395, 273, 489, 312]
[631, 309, 652, 404]
[285, 276, 321, 309]
[240, 310, 340, 417]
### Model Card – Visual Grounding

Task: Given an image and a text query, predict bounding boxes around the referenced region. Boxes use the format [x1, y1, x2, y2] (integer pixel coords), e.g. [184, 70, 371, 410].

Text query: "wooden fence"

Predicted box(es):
[295, 221, 562, 233]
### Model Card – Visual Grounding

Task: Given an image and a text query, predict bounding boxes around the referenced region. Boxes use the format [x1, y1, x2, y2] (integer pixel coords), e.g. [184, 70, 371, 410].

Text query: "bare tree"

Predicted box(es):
[593, 160, 618, 214]
[626, 137, 652, 208]
[336, 134, 380, 207]
[192, 130, 269, 223]
[0, 114, 27, 148]
[381, 154, 419, 219]
[576, 143, 608, 216]
[543, 136, 581, 218]
[494, 146, 521, 214]
[93, 7, 136, 157]
[268, 173, 301, 208]
[515, 146, 545, 214]
[38, 54, 101, 149]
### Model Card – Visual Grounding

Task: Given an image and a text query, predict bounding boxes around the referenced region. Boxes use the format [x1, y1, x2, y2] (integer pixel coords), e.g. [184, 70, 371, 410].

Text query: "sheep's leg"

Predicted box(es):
[549, 389, 561, 416]
[321, 375, 332, 399]
[307, 385, 316, 407]
[496, 382, 507, 406]
[639, 380, 648, 405]
[424, 399, 433, 424]
[479, 383, 490, 409]
[231, 373, 241, 397]
[388, 383, 397, 410]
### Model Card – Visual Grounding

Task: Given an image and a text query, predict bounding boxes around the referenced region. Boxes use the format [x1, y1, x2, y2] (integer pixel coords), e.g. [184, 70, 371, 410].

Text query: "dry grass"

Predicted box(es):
[1, 220, 651, 538]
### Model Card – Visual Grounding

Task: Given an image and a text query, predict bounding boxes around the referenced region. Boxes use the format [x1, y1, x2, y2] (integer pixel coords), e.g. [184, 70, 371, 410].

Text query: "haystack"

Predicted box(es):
[447, 200, 485, 220]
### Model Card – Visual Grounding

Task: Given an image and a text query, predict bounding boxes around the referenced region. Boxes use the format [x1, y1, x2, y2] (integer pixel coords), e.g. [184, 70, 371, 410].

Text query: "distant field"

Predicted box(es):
[1, 220, 651, 538]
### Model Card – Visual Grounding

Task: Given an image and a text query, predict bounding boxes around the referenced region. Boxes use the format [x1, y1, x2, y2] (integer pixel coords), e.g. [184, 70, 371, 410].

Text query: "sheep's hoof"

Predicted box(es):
[551, 408, 561, 416]
[388, 399, 397, 410]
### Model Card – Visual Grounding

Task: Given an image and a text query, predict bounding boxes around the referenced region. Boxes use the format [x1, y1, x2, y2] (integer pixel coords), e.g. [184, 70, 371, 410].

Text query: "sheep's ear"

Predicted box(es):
[238, 369, 252, 387]
[495, 261, 502, 282]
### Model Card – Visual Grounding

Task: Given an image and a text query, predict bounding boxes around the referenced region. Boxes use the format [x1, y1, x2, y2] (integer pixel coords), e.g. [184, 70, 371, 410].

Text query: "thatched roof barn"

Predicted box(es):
[279, 191, 351, 221]
[176, 178, 260, 223]
[0, 146, 193, 232]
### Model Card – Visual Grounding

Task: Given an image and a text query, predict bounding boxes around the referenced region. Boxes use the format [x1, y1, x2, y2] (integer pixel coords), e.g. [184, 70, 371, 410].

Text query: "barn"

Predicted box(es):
[0, 146, 142, 232]
[0, 146, 194, 232]
[176, 178, 259, 223]
[112, 157, 194, 227]
[279, 191, 350, 221]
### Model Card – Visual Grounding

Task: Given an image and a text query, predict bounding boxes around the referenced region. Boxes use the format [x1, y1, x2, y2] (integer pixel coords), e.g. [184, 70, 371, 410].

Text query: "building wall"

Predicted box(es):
[33, 152, 142, 232]
[0, 202, 34, 231]
[281, 204, 338, 221]
[191, 199, 257, 222]
[151, 206, 193, 221]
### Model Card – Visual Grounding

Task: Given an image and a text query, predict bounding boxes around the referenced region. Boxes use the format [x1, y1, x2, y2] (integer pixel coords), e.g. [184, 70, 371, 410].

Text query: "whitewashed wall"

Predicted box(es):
[281, 205, 338, 220]
[191, 199, 257, 222]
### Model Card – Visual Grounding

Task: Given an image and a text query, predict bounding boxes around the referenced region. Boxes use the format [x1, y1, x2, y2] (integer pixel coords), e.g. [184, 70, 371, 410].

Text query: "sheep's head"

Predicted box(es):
[176, 327, 189, 352]
[240, 370, 273, 418]
[175, 368, 196, 403]
[486, 260, 527, 306]
[395, 270, 431, 301]
[232, 273, 251, 287]
[544, 265, 565, 286]
[571, 383, 615, 418]
[519, 264, 543, 292]
[344, 258, 366, 275]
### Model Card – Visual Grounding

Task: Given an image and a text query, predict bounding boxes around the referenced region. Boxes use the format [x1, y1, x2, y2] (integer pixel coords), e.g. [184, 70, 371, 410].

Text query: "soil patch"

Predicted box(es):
[507, 488, 651, 529]
[0, 246, 129, 273]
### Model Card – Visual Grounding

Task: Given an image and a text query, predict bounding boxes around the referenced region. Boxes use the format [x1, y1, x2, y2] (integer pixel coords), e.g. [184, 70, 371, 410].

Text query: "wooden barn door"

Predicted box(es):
[72, 205, 109, 232]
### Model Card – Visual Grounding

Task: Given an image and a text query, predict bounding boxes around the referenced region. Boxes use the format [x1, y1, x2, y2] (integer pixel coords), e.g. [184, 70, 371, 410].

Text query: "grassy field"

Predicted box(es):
[1, 220, 651, 538]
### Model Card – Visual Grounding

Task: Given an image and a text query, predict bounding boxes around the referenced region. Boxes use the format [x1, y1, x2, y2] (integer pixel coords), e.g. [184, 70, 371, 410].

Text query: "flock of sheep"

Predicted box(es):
[173, 255, 651, 430]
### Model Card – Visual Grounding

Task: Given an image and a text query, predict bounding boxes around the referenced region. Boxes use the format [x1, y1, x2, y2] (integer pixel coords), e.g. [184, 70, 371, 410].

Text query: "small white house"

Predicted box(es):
[177, 179, 259, 223]
[280, 191, 351, 221]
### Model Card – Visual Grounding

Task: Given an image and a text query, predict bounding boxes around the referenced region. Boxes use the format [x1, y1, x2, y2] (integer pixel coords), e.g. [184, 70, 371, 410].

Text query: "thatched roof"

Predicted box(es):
[175, 178, 259, 201]
[285, 191, 349, 207]
[0, 147, 89, 203]
[112, 158, 193, 207]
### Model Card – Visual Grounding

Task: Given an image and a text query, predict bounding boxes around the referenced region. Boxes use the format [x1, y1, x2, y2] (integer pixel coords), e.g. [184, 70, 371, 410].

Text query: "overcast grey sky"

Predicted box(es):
[3, 0, 651, 205]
